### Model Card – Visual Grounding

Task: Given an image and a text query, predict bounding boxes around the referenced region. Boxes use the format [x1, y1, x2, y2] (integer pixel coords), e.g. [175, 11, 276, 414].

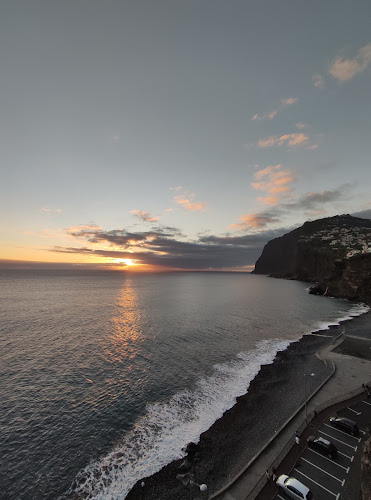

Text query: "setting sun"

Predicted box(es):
[113, 258, 137, 268]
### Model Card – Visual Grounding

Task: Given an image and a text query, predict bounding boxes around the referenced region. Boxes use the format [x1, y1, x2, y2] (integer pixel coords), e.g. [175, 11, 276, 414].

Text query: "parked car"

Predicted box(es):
[307, 435, 337, 458]
[276, 474, 313, 500]
[329, 416, 359, 436]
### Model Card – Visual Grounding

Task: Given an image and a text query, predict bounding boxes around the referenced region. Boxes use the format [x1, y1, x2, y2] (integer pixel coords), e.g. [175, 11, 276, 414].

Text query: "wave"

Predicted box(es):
[309, 302, 370, 334]
[63, 339, 291, 499]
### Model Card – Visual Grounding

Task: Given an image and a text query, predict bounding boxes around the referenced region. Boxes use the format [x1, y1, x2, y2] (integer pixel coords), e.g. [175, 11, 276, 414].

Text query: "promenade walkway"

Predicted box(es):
[210, 333, 371, 500]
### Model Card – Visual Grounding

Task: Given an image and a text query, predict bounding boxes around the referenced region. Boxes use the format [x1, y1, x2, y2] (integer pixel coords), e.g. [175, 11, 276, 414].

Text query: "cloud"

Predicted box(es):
[352, 208, 371, 220]
[282, 185, 350, 212]
[250, 164, 295, 206]
[329, 43, 371, 82]
[257, 132, 310, 148]
[252, 110, 278, 121]
[130, 210, 160, 222]
[312, 73, 325, 88]
[41, 207, 62, 214]
[49, 224, 291, 270]
[251, 97, 298, 121]
[296, 122, 306, 129]
[229, 213, 280, 231]
[65, 225, 179, 247]
[257, 196, 280, 206]
[280, 97, 299, 106]
[172, 188, 206, 212]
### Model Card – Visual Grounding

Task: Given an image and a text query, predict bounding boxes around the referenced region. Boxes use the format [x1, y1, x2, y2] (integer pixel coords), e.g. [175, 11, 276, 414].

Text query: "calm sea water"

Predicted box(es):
[0, 270, 368, 499]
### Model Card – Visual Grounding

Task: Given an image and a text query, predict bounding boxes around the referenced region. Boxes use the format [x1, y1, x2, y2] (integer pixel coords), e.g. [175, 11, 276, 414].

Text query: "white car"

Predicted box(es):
[276, 474, 313, 500]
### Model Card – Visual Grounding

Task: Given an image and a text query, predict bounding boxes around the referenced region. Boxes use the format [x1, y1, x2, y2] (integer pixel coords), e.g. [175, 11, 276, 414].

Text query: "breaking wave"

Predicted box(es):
[63, 339, 291, 499]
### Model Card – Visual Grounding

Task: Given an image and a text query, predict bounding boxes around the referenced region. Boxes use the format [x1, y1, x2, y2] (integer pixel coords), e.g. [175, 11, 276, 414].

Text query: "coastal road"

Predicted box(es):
[272, 396, 371, 500]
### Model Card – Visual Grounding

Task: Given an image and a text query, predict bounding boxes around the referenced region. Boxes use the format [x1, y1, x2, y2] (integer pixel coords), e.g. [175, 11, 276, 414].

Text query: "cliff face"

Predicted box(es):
[253, 215, 371, 305]
[310, 254, 371, 305]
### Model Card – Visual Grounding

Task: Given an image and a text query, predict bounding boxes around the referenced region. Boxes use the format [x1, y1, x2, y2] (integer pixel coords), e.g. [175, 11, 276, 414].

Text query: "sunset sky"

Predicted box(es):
[1, 1, 371, 271]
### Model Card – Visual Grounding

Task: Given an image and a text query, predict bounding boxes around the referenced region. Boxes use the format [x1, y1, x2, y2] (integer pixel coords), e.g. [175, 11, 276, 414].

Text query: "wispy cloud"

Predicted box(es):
[41, 207, 62, 214]
[296, 122, 306, 130]
[130, 210, 160, 222]
[251, 110, 278, 121]
[282, 185, 350, 212]
[171, 187, 206, 212]
[251, 97, 298, 121]
[229, 213, 280, 231]
[312, 73, 325, 88]
[329, 43, 371, 82]
[251, 164, 295, 206]
[280, 97, 298, 106]
[257, 132, 310, 148]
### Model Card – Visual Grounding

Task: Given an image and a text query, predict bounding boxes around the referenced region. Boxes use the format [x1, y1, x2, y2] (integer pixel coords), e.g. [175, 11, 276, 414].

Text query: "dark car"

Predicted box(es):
[307, 435, 338, 458]
[329, 416, 359, 436]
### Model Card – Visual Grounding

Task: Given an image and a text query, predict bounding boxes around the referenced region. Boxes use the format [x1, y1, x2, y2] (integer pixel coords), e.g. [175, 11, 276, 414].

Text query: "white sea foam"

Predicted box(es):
[309, 302, 369, 334]
[66, 338, 291, 499]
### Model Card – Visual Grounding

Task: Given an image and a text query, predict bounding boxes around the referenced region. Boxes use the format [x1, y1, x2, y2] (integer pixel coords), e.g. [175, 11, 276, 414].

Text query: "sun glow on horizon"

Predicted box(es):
[113, 258, 139, 269]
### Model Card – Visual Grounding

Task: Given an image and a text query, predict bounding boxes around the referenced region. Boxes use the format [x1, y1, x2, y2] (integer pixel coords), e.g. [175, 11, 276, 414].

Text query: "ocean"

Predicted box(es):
[0, 270, 368, 499]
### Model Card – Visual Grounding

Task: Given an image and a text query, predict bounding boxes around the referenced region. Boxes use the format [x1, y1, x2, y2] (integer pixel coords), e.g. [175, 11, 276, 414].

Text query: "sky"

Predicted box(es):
[1, 0, 371, 271]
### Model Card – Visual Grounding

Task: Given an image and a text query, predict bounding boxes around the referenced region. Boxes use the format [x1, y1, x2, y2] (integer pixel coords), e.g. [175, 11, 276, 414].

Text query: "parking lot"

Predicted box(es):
[274, 396, 371, 500]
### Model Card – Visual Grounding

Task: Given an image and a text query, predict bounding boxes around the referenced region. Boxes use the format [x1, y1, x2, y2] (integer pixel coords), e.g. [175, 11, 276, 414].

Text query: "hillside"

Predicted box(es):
[252, 214, 371, 305]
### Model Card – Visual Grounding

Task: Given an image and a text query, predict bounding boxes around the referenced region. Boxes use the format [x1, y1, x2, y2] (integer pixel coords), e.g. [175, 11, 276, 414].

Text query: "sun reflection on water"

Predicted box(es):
[105, 278, 146, 365]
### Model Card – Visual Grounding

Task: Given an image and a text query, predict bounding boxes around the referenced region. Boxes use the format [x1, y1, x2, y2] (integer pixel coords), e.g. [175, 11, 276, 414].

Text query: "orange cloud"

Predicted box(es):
[257, 132, 310, 148]
[257, 137, 277, 148]
[66, 224, 102, 234]
[251, 164, 294, 205]
[280, 97, 298, 106]
[174, 196, 206, 212]
[257, 196, 280, 205]
[254, 164, 281, 180]
[130, 210, 160, 222]
[251, 97, 298, 121]
[230, 213, 279, 230]
[172, 188, 206, 212]
[329, 43, 371, 82]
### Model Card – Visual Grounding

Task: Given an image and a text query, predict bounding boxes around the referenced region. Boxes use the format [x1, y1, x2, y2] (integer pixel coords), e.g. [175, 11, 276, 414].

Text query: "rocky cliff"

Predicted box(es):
[253, 214, 371, 305]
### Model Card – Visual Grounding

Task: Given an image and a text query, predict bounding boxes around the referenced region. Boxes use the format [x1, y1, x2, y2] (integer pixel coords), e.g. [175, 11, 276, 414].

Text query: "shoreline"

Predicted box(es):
[126, 309, 371, 500]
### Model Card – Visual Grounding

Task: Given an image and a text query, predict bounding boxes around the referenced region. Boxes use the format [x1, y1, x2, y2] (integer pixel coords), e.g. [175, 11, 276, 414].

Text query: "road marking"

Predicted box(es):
[306, 448, 350, 471]
[361, 400, 371, 406]
[338, 450, 354, 461]
[294, 468, 339, 497]
[318, 430, 358, 450]
[277, 495, 285, 500]
[300, 457, 345, 483]
[346, 406, 361, 415]
[360, 430, 366, 435]
[324, 423, 361, 441]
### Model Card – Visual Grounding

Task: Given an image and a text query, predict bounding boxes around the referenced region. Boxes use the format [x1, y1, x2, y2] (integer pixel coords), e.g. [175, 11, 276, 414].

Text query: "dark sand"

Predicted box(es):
[126, 311, 371, 500]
